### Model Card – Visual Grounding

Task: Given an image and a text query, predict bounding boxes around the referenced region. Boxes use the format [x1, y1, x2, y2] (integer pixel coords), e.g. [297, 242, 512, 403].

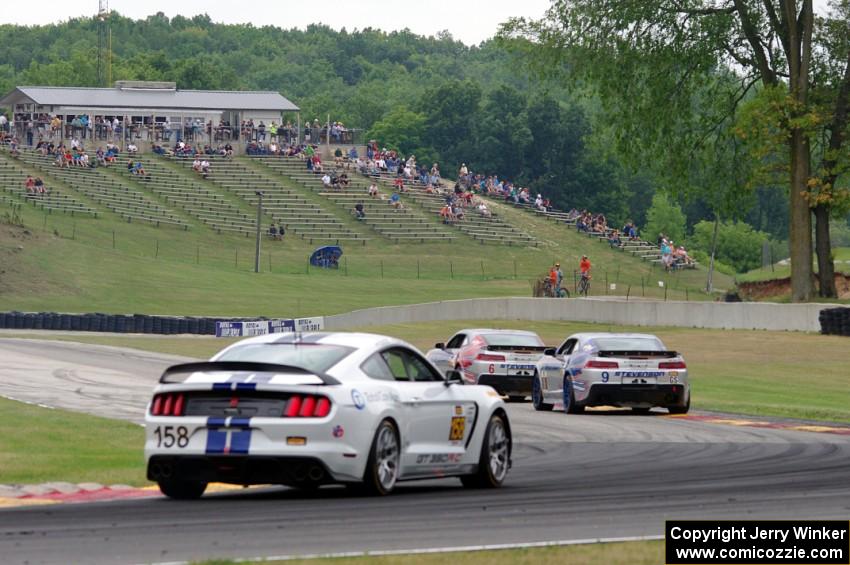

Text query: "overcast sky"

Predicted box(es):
[2, 0, 554, 45]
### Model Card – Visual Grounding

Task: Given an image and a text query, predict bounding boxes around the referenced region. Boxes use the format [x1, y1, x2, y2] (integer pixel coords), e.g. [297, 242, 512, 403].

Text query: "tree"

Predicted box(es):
[366, 106, 428, 158]
[503, 0, 850, 302]
[644, 193, 687, 245]
[691, 220, 768, 273]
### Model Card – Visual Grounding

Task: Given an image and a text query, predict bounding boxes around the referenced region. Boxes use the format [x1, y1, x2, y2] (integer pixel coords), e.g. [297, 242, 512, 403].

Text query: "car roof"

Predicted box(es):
[456, 328, 541, 337]
[214, 331, 408, 353]
[566, 332, 662, 342]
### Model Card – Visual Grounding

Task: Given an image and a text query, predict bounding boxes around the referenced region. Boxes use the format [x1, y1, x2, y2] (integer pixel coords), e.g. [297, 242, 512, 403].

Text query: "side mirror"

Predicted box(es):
[544, 347, 557, 357]
[435, 342, 446, 350]
[444, 370, 464, 386]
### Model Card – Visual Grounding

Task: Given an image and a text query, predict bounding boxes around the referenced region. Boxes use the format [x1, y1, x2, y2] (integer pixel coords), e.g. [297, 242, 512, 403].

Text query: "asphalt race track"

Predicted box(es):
[1, 337, 849, 565]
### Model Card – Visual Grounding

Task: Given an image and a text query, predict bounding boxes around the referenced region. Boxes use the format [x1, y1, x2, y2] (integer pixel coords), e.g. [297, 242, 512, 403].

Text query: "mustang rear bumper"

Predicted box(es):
[147, 455, 336, 486]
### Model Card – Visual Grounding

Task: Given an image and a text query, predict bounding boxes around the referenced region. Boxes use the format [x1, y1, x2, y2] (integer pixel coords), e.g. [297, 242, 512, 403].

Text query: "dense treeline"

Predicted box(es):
[0, 11, 827, 270]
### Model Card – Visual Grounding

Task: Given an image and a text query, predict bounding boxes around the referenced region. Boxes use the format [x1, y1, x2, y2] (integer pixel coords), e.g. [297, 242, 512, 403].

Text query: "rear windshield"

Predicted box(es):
[482, 333, 544, 347]
[589, 337, 665, 352]
[216, 343, 355, 373]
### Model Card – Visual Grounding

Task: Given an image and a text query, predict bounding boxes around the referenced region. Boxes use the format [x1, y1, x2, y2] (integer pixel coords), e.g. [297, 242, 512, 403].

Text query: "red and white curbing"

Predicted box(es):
[0, 482, 160, 507]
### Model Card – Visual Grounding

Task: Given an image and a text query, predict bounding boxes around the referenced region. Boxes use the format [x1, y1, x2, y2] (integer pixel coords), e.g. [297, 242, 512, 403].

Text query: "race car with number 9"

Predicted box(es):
[532, 333, 690, 414]
[144, 332, 512, 498]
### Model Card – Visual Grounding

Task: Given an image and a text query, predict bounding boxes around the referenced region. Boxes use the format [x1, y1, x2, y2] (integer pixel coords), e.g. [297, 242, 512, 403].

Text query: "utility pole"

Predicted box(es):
[254, 191, 264, 273]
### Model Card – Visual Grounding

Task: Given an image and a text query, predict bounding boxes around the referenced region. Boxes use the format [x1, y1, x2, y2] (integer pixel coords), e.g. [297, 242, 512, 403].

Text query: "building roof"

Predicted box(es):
[0, 86, 299, 112]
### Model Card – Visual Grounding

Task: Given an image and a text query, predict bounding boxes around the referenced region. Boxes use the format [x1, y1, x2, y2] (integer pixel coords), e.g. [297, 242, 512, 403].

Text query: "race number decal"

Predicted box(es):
[449, 416, 466, 441]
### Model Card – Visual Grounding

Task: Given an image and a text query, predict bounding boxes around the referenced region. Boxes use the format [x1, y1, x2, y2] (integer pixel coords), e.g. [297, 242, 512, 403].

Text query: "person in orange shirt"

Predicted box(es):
[579, 255, 592, 277]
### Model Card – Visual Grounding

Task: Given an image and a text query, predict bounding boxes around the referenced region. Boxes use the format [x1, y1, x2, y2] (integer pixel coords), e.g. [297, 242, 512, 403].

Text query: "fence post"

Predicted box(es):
[664, 283, 668, 301]
[450, 261, 454, 280]
[480, 260, 485, 280]
[513, 259, 517, 279]
[155, 239, 159, 258]
[417, 259, 420, 280]
[72, 223, 76, 240]
[380, 260, 383, 279]
[112, 230, 115, 249]
[605, 272, 609, 295]
[685, 288, 689, 301]
[345, 256, 348, 276]
[235, 247, 238, 269]
[196, 245, 199, 265]
[626, 285, 631, 301]
[641, 276, 645, 297]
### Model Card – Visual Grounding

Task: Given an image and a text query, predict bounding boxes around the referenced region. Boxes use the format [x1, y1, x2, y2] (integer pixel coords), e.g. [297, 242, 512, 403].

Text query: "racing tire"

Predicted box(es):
[157, 479, 207, 500]
[631, 407, 652, 414]
[532, 373, 554, 411]
[668, 393, 690, 415]
[563, 376, 584, 414]
[461, 413, 510, 489]
[361, 419, 400, 496]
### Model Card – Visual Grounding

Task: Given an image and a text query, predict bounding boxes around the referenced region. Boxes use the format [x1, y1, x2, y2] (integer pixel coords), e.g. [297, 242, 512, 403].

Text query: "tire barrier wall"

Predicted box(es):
[0, 312, 239, 335]
[819, 307, 850, 336]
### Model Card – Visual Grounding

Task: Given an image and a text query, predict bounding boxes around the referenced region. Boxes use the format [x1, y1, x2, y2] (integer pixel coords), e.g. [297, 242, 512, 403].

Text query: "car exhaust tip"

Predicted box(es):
[159, 463, 173, 479]
[150, 464, 162, 479]
[308, 466, 325, 482]
[293, 465, 308, 482]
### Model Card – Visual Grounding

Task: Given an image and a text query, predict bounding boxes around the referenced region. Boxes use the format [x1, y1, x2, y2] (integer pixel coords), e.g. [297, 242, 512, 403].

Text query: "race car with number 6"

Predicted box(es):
[145, 332, 512, 499]
[425, 329, 549, 402]
[532, 333, 690, 414]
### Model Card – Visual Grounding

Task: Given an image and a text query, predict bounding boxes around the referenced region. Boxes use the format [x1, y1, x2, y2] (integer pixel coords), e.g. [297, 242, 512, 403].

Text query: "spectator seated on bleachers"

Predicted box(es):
[477, 202, 492, 218]
[675, 246, 695, 267]
[200, 159, 210, 179]
[389, 191, 404, 211]
[608, 229, 622, 248]
[367, 183, 379, 198]
[439, 203, 455, 224]
[127, 142, 138, 155]
[34, 176, 47, 195]
[354, 201, 365, 220]
[339, 173, 350, 188]
[133, 161, 148, 177]
[24, 175, 35, 194]
[453, 204, 465, 221]
[322, 173, 333, 188]
[268, 225, 279, 240]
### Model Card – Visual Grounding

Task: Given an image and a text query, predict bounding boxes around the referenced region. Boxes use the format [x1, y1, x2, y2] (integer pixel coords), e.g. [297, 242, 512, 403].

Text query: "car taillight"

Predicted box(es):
[150, 393, 186, 416]
[585, 360, 619, 369]
[476, 353, 506, 362]
[659, 361, 687, 369]
[285, 395, 332, 418]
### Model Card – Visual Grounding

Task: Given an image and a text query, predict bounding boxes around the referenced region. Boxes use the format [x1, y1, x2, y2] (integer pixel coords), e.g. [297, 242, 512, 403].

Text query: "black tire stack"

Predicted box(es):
[819, 307, 850, 336]
[0, 311, 232, 335]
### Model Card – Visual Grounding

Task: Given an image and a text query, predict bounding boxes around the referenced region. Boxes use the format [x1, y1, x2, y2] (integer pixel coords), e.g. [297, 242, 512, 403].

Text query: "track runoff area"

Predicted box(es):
[0, 322, 849, 565]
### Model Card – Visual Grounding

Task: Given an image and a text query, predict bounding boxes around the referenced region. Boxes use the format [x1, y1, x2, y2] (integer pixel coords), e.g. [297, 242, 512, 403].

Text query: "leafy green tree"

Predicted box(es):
[691, 220, 768, 273]
[644, 193, 687, 245]
[366, 107, 428, 158]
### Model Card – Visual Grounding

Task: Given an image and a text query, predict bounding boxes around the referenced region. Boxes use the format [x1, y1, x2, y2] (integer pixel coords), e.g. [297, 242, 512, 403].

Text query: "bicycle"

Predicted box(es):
[577, 273, 591, 297]
[543, 279, 569, 298]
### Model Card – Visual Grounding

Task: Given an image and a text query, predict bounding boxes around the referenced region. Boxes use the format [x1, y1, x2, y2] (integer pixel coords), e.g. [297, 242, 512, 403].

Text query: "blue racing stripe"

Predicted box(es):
[213, 383, 232, 391]
[229, 429, 252, 454]
[205, 429, 227, 454]
[230, 417, 251, 428]
[207, 417, 226, 427]
[235, 382, 257, 391]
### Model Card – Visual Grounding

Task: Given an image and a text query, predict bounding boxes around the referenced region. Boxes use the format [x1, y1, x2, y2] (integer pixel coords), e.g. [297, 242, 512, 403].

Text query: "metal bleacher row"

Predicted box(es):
[14, 150, 189, 229]
[0, 150, 97, 216]
[255, 155, 538, 246]
[170, 155, 369, 245]
[254, 156, 457, 244]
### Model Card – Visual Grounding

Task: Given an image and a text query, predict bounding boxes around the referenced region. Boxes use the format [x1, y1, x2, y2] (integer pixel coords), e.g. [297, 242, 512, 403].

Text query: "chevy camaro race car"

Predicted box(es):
[145, 332, 512, 498]
[426, 329, 549, 401]
[532, 333, 690, 414]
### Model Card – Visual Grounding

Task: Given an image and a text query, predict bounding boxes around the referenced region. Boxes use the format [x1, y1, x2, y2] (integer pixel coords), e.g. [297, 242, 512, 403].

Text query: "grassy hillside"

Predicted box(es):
[739, 247, 850, 283]
[0, 155, 730, 317]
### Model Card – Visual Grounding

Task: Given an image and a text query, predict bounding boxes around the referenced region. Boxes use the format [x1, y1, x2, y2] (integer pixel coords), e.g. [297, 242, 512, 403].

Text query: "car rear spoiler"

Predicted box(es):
[486, 345, 549, 352]
[159, 361, 341, 385]
[597, 350, 678, 359]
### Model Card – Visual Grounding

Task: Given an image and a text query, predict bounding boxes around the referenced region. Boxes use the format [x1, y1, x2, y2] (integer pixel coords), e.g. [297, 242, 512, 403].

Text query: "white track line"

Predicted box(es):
[143, 534, 665, 565]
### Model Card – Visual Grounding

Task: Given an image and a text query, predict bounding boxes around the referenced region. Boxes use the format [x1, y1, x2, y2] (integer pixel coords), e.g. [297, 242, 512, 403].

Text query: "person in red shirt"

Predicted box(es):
[580, 255, 592, 277]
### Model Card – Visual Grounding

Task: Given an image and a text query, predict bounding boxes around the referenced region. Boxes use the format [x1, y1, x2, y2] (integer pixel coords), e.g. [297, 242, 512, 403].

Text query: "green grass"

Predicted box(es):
[192, 540, 664, 565]
[0, 152, 730, 317]
[738, 246, 850, 284]
[0, 396, 145, 485]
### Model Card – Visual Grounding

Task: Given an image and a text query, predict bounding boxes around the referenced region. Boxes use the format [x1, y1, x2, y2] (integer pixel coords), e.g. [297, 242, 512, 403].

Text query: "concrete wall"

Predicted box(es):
[324, 297, 829, 332]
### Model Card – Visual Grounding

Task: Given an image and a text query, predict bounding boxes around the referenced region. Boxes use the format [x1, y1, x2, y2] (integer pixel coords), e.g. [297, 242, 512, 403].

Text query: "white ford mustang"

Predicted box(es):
[145, 332, 512, 498]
